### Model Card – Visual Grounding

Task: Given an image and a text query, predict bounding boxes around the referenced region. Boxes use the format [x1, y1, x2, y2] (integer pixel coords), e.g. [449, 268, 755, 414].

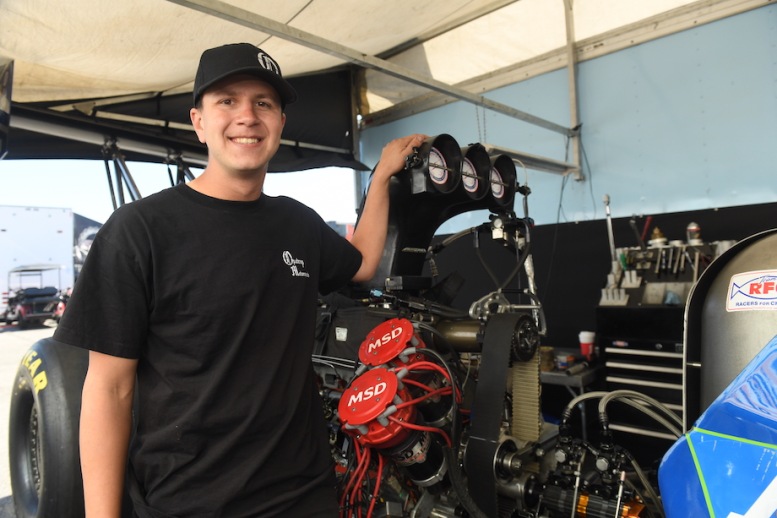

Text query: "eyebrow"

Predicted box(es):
[212, 88, 281, 107]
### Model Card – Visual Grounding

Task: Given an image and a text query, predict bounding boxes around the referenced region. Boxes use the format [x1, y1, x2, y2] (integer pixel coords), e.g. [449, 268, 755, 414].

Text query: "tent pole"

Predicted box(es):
[168, 0, 573, 137]
[350, 69, 367, 211]
[563, 0, 584, 181]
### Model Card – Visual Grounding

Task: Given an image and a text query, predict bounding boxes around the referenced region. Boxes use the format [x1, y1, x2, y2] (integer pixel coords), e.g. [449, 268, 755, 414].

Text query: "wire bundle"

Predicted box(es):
[337, 346, 462, 517]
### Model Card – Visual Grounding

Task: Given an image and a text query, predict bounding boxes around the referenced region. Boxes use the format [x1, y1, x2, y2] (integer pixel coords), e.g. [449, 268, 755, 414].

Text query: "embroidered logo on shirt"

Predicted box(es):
[283, 251, 310, 278]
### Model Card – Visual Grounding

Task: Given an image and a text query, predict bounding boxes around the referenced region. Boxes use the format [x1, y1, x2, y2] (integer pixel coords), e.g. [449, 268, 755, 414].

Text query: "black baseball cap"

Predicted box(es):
[193, 43, 298, 107]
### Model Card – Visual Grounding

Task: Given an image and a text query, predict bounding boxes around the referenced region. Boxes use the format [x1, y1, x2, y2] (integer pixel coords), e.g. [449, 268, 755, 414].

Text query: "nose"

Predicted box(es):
[235, 100, 260, 124]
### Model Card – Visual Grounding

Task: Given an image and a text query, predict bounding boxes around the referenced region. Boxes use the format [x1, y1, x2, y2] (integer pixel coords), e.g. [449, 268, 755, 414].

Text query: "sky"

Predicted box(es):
[0, 159, 359, 224]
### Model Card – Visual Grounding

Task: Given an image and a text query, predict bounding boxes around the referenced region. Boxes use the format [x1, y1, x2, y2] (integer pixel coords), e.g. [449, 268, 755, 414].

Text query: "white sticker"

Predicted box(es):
[726, 270, 777, 312]
[335, 327, 348, 342]
[726, 474, 777, 518]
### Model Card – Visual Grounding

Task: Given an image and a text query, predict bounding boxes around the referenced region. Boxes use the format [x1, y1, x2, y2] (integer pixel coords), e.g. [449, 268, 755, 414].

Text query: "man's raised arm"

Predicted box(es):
[349, 134, 426, 282]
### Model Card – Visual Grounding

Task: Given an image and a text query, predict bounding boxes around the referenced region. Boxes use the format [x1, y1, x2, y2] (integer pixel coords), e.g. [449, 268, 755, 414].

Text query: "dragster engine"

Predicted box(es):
[312, 134, 667, 518]
[333, 314, 549, 518]
[322, 315, 662, 518]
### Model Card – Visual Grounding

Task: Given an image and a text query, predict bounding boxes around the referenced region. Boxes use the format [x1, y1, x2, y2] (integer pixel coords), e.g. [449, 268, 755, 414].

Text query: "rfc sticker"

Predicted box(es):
[726, 270, 777, 311]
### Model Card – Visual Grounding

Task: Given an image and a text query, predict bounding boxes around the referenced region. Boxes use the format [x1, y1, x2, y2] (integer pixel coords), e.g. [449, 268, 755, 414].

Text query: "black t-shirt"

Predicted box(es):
[54, 184, 362, 517]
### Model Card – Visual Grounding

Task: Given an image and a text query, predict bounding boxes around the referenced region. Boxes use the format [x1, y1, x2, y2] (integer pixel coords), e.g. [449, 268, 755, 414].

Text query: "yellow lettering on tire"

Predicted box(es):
[23, 350, 37, 367]
[33, 372, 48, 393]
[27, 358, 42, 378]
[22, 351, 47, 393]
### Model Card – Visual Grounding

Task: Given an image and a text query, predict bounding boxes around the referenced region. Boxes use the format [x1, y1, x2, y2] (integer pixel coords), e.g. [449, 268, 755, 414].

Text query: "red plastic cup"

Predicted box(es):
[579, 331, 595, 361]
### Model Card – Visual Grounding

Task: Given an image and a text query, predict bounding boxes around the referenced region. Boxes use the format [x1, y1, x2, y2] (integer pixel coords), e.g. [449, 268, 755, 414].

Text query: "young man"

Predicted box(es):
[54, 42, 425, 517]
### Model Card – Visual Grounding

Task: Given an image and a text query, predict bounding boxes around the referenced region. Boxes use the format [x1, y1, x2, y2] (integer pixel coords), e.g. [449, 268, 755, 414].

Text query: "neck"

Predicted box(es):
[188, 167, 266, 201]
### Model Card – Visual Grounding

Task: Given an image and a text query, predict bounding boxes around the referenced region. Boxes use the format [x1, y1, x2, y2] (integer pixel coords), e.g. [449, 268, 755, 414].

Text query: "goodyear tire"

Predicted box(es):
[9, 338, 88, 518]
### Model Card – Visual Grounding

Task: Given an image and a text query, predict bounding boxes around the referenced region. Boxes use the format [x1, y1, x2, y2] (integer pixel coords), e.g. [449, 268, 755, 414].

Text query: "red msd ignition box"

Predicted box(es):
[358, 318, 426, 367]
[337, 367, 416, 447]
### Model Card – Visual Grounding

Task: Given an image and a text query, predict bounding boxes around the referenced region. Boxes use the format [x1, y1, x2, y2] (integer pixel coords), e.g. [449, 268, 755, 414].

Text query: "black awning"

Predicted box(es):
[6, 69, 368, 173]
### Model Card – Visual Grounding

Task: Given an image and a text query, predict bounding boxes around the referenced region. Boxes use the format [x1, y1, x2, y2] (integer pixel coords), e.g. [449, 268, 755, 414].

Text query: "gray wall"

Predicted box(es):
[360, 3, 777, 235]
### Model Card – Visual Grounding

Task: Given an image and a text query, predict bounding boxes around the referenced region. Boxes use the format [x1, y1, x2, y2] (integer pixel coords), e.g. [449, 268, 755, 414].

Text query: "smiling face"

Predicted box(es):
[190, 74, 286, 184]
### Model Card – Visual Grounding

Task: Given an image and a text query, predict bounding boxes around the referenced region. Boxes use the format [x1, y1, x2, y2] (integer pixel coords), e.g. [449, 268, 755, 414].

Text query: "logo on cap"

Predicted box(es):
[257, 51, 281, 76]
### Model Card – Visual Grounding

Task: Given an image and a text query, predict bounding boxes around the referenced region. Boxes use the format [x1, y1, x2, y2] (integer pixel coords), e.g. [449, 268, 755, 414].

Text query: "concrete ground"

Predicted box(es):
[0, 321, 59, 518]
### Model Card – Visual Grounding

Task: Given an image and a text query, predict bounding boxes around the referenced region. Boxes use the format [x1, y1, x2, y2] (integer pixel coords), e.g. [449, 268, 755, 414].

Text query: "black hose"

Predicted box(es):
[474, 231, 502, 289]
[424, 302, 470, 319]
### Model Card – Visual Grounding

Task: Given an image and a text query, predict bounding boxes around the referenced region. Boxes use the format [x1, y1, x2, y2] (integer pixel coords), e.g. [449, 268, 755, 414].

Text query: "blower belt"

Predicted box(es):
[464, 312, 523, 518]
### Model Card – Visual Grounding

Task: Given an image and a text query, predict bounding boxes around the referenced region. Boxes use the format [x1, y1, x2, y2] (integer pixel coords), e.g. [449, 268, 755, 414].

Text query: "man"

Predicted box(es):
[54, 42, 426, 517]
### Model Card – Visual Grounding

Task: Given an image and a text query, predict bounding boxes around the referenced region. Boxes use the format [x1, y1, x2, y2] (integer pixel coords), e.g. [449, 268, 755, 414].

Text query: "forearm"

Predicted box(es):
[349, 172, 392, 281]
[349, 133, 426, 281]
[80, 367, 135, 517]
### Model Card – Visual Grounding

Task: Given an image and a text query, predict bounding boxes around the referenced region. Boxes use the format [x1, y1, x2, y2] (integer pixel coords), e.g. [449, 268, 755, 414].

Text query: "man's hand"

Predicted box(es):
[372, 134, 428, 182]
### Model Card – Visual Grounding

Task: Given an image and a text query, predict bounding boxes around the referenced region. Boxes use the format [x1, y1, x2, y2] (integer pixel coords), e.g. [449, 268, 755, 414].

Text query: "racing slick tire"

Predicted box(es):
[9, 338, 88, 518]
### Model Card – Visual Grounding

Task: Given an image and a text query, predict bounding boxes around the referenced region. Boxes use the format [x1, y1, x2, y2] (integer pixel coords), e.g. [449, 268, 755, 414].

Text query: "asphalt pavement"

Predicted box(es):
[0, 321, 59, 518]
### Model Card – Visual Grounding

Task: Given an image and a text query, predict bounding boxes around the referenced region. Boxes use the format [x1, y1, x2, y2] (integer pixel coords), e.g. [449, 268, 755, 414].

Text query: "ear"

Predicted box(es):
[190, 107, 206, 144]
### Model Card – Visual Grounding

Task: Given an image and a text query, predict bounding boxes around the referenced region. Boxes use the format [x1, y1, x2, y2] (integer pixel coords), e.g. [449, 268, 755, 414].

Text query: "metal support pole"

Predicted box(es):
[102, 139, 143, 206]
[563, 0, 584, 181]
[169, 0, 573, 136]
[176, 156, 196, 183]
[113, 152, 143, 202]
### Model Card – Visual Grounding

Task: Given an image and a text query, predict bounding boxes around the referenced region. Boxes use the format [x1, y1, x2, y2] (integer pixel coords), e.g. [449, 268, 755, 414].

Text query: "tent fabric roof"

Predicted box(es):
[4, 0, 696, 105]
[0, 0, 741, 170]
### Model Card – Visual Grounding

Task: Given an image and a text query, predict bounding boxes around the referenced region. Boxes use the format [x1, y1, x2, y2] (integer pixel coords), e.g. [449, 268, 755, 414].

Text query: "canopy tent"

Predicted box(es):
[0, 0, 762, 172]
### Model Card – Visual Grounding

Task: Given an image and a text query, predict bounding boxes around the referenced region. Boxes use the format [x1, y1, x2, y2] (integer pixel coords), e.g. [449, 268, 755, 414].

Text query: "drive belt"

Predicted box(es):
[464, 312, 522, 518]
[512, 344, 542, 443]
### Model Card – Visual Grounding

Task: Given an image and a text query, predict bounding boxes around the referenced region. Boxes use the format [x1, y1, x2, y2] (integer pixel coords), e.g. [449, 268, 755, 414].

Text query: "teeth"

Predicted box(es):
[232, 137, 260, 144]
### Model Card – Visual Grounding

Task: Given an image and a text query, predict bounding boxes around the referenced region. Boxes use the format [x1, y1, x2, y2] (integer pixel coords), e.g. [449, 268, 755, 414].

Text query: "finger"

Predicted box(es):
[396, 137, 420, 155]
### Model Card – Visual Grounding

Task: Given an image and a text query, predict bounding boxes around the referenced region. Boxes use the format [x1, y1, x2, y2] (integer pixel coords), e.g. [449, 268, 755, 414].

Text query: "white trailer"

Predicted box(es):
[0, 205, 74, 313]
